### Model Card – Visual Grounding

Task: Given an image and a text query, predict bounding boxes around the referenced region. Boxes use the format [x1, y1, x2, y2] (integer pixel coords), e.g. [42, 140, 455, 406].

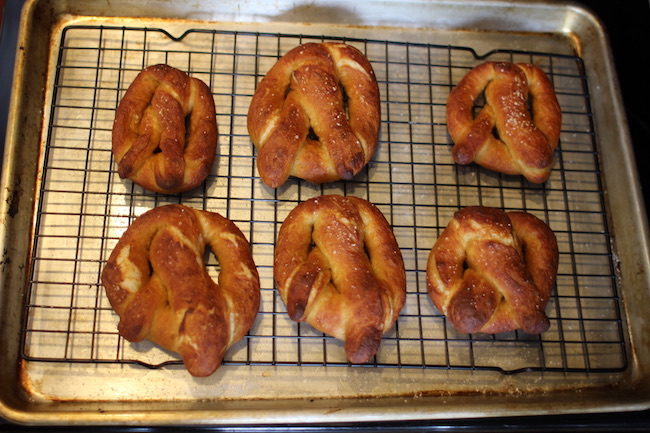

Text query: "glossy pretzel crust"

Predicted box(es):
[426, 206, 558, 334]
[446, 62, 562, 183]
[274, 195, 406, 363]
[101, 204, 260, 377]
[247, 43, 381, 188]
[112, 64, 218, 194]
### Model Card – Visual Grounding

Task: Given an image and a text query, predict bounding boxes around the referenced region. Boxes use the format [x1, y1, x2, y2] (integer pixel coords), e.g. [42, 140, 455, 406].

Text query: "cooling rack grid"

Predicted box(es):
[21, 24, 626, 377]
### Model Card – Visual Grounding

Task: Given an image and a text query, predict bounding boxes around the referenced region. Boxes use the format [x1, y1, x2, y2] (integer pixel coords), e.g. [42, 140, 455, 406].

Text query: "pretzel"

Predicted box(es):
[426, 206, 558, 334]
[274, 195, 406, 363]
[446, 62, 562, 183]
[247, 42, 381, 188]
[101, 204, 260, 377]
[112, 64, 218, 194]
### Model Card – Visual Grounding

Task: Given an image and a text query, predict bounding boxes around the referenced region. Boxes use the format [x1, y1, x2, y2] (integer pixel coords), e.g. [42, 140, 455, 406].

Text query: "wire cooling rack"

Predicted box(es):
[21, 24, 627, 376]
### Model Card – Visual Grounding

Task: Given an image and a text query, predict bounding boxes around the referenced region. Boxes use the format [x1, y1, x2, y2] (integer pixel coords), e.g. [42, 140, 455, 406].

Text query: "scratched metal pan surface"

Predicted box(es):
[1, 0, 649, 426]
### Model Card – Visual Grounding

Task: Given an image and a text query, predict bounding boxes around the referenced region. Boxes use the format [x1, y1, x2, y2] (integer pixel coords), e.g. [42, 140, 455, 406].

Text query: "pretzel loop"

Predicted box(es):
[426, 206, 558, 334]
[112, 64, 218, 194]
[274, 195, 406, 363]
[446, 62, 561, 183]
[101, 204, 260, 377]
[247, 43, 381, 188]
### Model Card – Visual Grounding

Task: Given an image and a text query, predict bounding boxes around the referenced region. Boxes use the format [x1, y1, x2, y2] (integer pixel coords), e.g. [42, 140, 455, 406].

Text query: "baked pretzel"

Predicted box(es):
[426, 206, 558, 334]
[112, 64, 218, 194]
[247, 42, 381, 188]
[274, 195, 406, 363]
[101, 204, 260, 377]
[446, 62, 562, 183]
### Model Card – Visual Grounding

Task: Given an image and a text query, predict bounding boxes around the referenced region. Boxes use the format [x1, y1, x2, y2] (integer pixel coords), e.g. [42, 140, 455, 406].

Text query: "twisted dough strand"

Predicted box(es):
[274, 195, 406, 363]
[426, 206, 558, 334]
[101, 204, 260, 377]
[446, 62, 561, 183]
[112, 64, 218, 194]
[248, 43, 381, 187]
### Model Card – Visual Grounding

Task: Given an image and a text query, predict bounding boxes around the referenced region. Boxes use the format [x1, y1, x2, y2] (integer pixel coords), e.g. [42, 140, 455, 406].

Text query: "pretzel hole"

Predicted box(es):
[307, 127, 319, 141]
[183, 114, 192, 148]
[491, 126, 501, 141]
[364, 245, 372, 265]
[474, 92, 486, 115]
[202, 245, 221, 280]
[519, 242, 528, 264]
[341, 84, 349, 108]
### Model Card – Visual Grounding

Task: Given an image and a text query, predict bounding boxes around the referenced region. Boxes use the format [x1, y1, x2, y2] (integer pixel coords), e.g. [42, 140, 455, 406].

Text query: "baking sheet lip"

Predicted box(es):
[0, 0, 43, 422]
[8, 357, 644, 422]
[3, 396, 650, 427]
[35, 0, 599, 37]
[580, 5, 650, 389]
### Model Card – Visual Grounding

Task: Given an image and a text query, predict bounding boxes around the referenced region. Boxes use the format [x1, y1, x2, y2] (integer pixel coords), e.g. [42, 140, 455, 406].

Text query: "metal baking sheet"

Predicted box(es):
[1, 0, 649, 426]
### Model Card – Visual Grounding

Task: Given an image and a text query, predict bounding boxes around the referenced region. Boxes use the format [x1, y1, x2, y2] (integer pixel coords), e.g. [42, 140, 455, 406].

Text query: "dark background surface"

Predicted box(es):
[1, 0, 649, 431]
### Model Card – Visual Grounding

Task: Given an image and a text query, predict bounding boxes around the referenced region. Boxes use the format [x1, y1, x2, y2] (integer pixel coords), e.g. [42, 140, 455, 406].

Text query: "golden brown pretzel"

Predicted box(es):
[101, 204, 260, 377]
[247, 42, 381, 188]
[446, 62, 562, 183]
[112, 64, 218, 194]
[274, 195, 406, 363]
[426, 206, 558, 334]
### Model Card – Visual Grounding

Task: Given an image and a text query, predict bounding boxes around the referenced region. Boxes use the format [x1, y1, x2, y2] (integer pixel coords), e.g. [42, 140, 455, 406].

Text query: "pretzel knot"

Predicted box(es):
[426, 206, 558, 334]
[101, 204, 260, 377]
[247, 43, 381, 188]
[446, 62, 562, 183]
[112, 64, 218, 194]
[274, 195, 406, 363]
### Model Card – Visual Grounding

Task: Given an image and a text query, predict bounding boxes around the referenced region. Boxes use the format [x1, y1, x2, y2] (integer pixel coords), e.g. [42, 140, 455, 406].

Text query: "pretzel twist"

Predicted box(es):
[274, 195, 406, 363]
[112, 64, 218, 194]
[446, 62, 562, 183]
[426, 206, 558, 334]
[247, 43, 381, 188]
[101, 204, 260, 377]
